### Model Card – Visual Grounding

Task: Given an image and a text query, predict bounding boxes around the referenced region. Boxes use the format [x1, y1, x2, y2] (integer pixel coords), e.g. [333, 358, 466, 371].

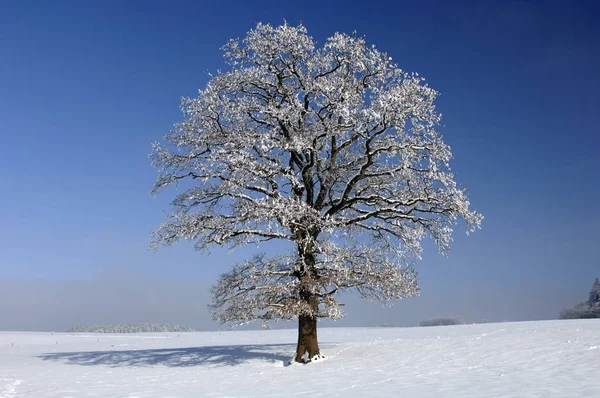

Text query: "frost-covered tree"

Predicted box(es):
[588, 278, 600, 304]
[151, 23, 482, 363]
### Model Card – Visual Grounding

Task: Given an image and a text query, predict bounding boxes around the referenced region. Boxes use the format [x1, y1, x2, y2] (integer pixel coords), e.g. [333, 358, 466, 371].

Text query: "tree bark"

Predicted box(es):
[295, 295, 321, 363]
[293, 236, 322, 363]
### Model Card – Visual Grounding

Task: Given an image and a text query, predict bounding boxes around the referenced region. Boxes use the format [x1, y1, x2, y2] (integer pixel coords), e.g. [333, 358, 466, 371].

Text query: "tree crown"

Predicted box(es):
[151, 22, 482, 324]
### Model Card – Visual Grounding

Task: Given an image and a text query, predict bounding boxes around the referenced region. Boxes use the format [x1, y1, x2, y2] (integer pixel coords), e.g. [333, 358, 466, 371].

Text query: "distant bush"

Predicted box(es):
[419, 316, 464, 327]
[66, 323, 195, 333]
[559, 303, 600, 320]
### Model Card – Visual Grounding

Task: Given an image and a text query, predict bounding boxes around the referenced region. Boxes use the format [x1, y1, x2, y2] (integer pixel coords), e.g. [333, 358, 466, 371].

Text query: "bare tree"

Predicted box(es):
[151, 23, 482, 363]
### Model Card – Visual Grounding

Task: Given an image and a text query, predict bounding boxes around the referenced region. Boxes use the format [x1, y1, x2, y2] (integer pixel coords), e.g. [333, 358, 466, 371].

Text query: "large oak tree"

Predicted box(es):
[151, 23, 482, 363]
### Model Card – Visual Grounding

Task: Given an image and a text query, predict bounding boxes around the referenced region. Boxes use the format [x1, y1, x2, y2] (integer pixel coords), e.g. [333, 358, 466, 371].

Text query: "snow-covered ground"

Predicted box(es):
[1, 320, 599, 397]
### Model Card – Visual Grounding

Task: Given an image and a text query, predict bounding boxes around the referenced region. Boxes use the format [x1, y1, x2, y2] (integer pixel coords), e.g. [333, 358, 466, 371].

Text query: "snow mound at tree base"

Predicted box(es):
[285, 353, 327, 366]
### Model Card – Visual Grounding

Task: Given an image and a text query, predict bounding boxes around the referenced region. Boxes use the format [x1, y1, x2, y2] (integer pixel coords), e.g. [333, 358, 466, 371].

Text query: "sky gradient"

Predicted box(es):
[1, 0, 599, 330]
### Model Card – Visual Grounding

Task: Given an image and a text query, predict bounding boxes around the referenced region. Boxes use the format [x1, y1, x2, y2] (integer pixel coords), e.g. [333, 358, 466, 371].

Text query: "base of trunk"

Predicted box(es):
[286, 353, 325, 366]
[294, 314, 320, 363]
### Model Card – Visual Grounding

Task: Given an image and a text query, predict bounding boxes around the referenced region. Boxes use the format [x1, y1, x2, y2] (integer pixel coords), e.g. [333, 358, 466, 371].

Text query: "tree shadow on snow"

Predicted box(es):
[38, 344, 294, 368]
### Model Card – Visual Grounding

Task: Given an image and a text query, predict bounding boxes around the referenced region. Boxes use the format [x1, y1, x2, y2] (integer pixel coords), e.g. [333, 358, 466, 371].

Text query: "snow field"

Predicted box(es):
[1, 320, 599, 397]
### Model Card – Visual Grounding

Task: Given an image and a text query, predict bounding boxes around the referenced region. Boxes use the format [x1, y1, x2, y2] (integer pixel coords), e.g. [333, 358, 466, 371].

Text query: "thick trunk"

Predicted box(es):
[294, 295, 321, 363]
[293, 235, 322, 363]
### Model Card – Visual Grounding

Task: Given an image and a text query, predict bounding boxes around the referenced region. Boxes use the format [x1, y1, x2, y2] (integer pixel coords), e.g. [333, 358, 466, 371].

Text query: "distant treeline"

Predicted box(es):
[66, 323, 195, 333]
[559, 278, 600, 319]
[419, 316, 464, 327]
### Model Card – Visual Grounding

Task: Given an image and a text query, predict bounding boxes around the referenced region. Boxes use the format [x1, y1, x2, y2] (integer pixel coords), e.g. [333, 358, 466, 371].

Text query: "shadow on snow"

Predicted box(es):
[38, 344, 295, 367]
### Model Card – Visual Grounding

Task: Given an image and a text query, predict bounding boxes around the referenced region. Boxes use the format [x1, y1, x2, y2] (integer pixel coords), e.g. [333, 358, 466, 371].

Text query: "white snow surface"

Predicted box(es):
[1, 320, 599, 397]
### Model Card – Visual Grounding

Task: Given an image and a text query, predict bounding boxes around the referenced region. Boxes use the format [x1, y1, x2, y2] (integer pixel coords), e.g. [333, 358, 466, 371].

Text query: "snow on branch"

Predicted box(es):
[151, 22, 482, 325]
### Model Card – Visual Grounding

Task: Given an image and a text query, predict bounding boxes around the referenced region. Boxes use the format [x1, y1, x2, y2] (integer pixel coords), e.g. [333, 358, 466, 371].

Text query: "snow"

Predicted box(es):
[1, 320, 599, 397]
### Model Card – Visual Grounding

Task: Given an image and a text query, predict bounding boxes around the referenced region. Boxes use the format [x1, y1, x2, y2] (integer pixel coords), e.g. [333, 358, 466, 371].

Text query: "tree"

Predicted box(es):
[150, 22, 482, 363]
[588, 278, 600, 304]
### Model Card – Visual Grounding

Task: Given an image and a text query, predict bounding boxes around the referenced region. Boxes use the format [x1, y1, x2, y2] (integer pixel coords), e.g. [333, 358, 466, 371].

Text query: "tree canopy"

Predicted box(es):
[151, 22, 482, 361]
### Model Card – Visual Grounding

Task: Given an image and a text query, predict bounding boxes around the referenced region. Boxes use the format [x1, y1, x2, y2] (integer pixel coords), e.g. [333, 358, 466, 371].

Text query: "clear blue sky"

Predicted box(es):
[1, 0, 598, 330]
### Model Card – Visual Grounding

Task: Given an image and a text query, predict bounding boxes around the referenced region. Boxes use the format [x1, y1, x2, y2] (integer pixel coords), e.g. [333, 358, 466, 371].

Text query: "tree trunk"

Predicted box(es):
[294, 295, 321, 363]
[294, 236, 323, 363]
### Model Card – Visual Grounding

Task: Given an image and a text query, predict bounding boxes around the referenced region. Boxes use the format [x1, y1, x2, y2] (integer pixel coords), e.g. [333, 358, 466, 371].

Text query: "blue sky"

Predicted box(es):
[1, 0, 599, 330]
